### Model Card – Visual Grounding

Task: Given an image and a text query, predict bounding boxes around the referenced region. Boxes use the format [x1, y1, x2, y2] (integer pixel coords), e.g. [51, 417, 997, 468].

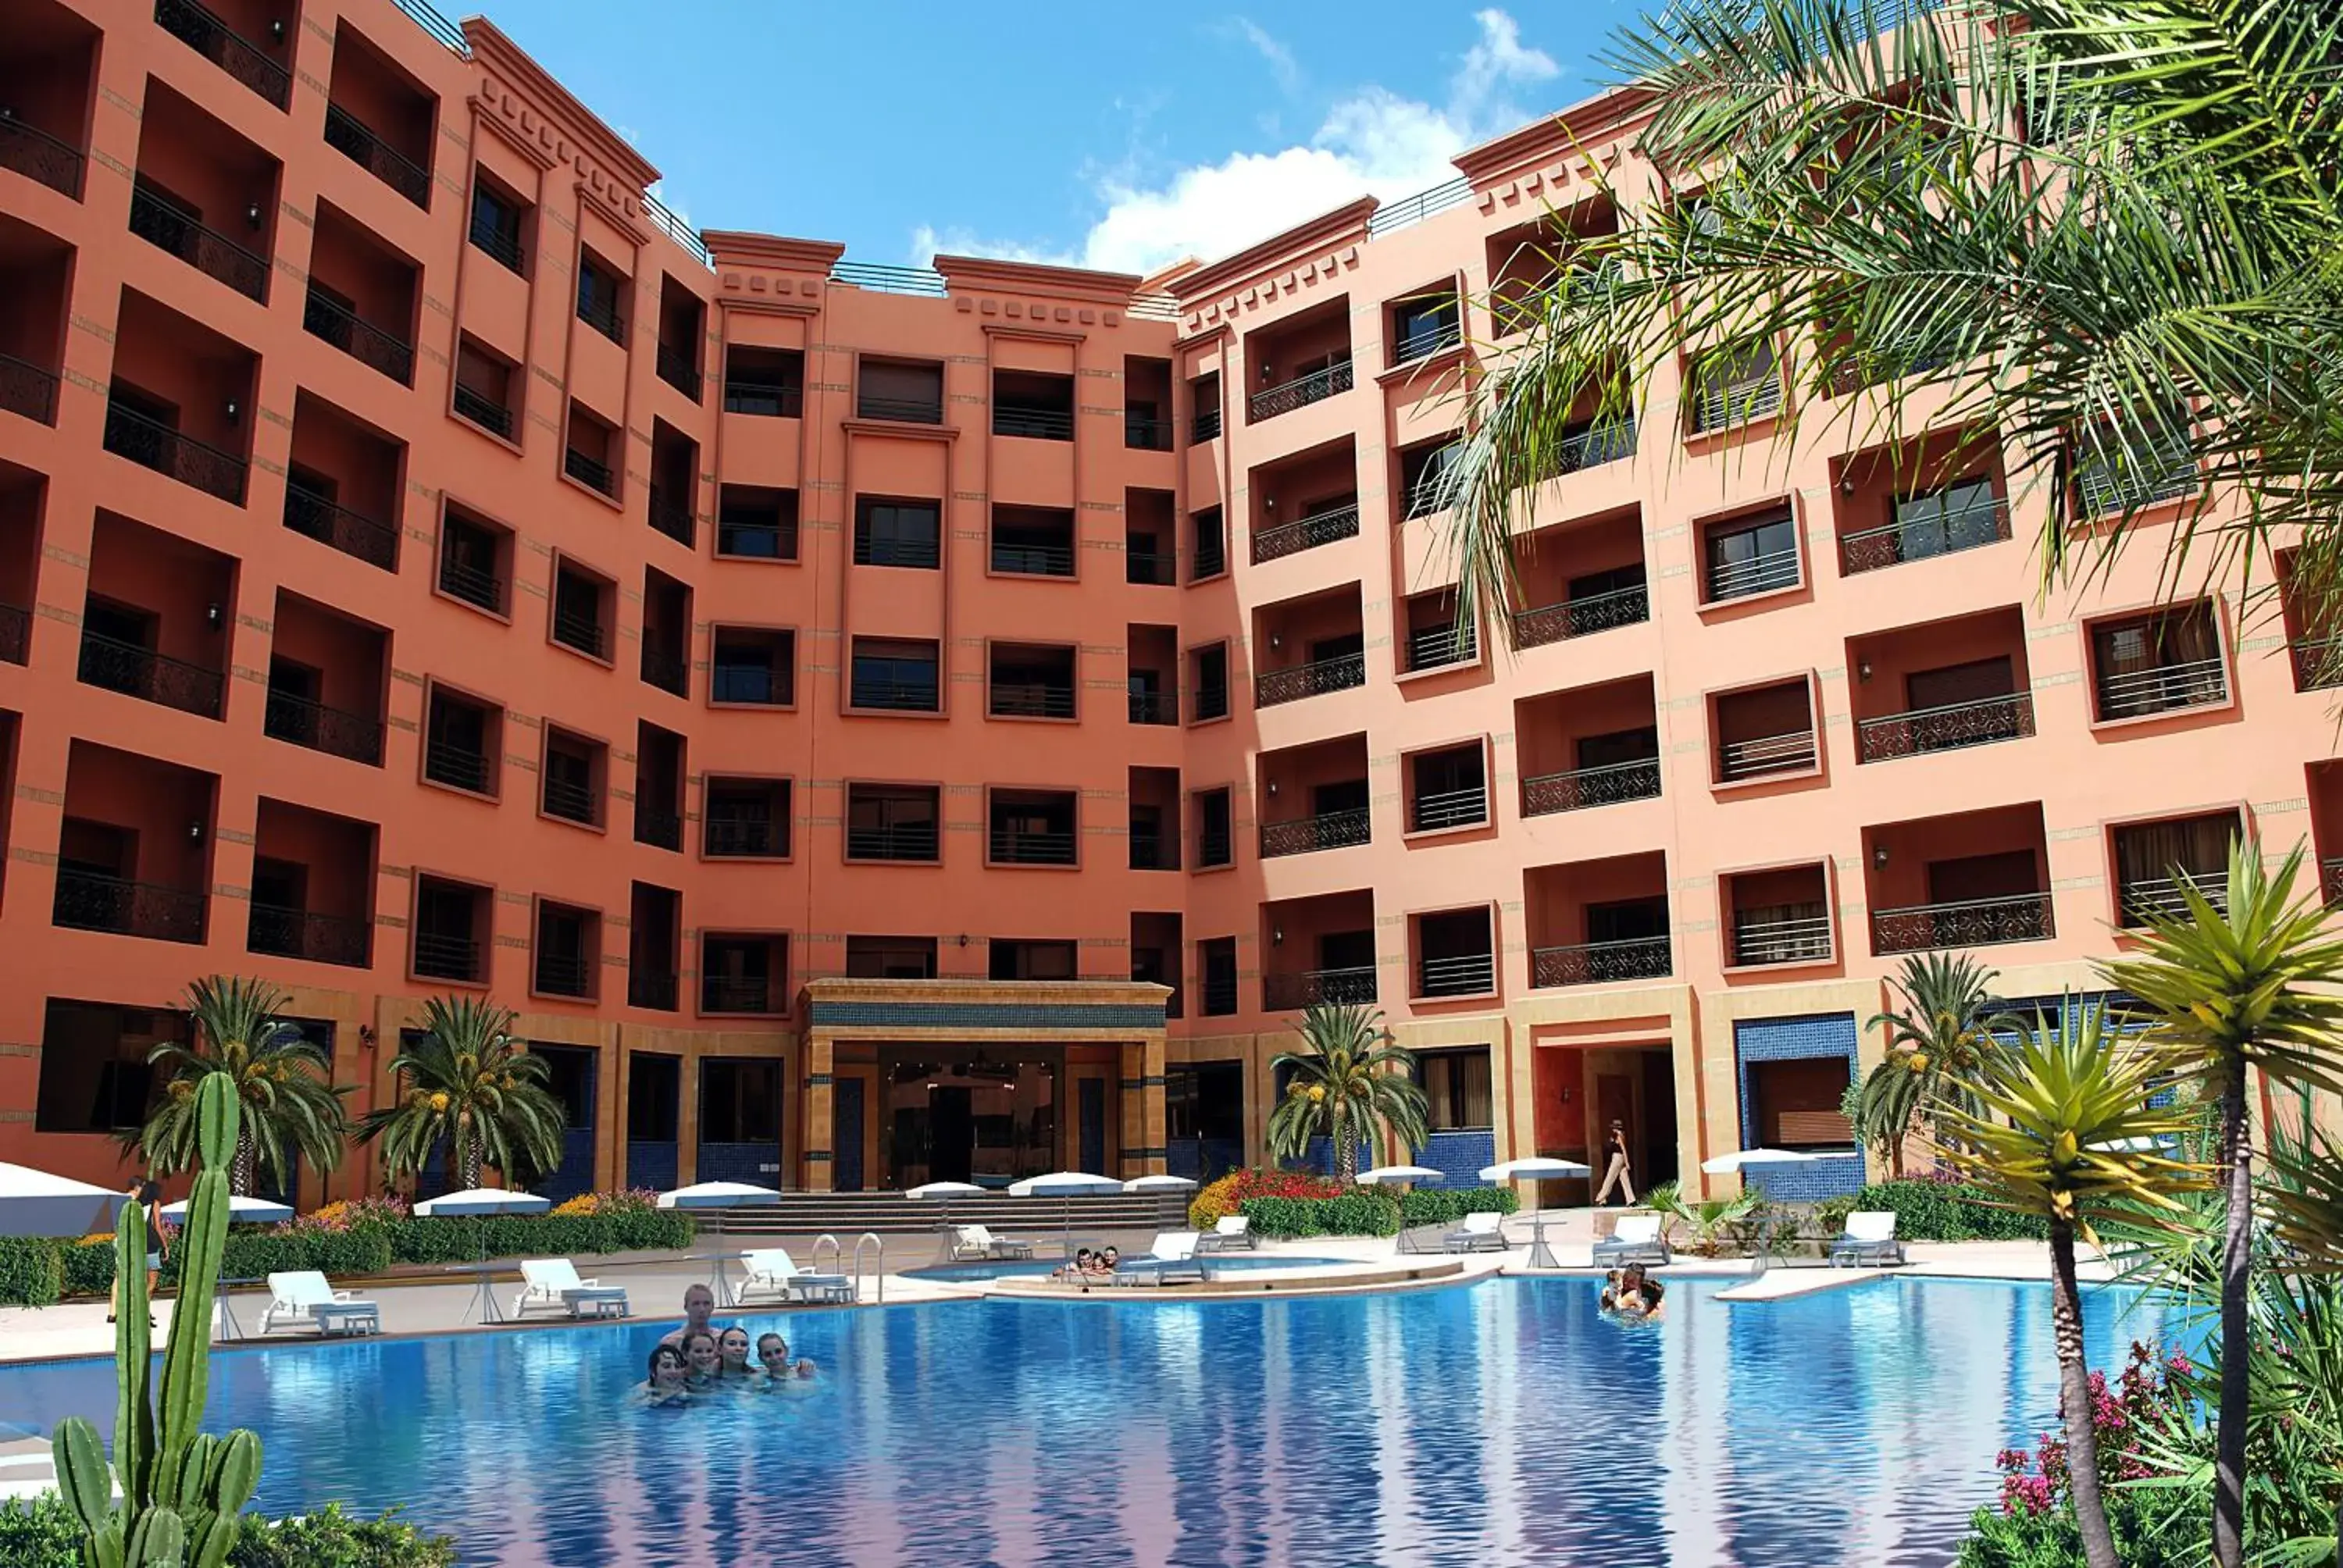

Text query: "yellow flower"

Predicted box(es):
[428, 1092, 451, 1113]
[169, 1080, 194, 1100]
[1307, 1084, 1327, 1103]
[1907, 1053, 1930, 1074]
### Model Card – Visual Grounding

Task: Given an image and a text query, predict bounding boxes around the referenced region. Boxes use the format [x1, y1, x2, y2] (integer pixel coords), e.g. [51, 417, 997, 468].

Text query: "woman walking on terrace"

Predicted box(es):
[1593, 1121, 1635, 1206]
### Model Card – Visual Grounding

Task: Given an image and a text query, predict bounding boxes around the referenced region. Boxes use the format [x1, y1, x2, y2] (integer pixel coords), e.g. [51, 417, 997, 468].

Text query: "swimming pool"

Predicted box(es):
[907, 1253, 1353, 1282]
[0, 1277, 2181, 1566]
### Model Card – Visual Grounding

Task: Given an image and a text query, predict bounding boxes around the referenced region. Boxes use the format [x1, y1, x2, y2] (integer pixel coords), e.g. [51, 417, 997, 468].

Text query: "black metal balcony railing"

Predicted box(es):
[424, 739, 491, 793]
[656, 343, 702, 401]
[846, 821, 940, 862]
[541, 775, 597, 825]
[1394, 319, 1463, 364]
[629, 970, 679, 1011]
[322, 104, 430, 207]
[1839, 496, 2009, 574]
[994, 405, 1073, 440]
[849, 674, 940, 712]
[706, 817, 786, 858]
[1128, 689, 1179, 725]
[703, 976, 776, 1015]
[577, 290, 623, 344]
[438, 558, 504, 614]
[469, 214, 524, 273]
[1731, 911, 1835, 966]
[412, 929, 482, 982]
[2095, 657, 2229, 722]
[1263, 967, 1378, 1010]
[1513, 583, 1650, 649]
[633, 805, 682, 852]
[304, 288, 415, 386]
[724, 380, 802, 417]
[1254, 651, 1367, 708]
[1128, 826, 1177, 871]
[640, 646, 689, 697]
[1197, 825, 1233, 868]
[1200, 974, 1239, 1016]
[711, 664, 789, 705]
[1192, 407, 1222, 443]
[1550, 418, 1637, 477]
[564, 447, 615, 497]
[1125, 549, 1177, 586]
[264, 687, 383, 765]
[1125, 415, 1173, 451]
[129, 187, 269, 302]
[0, 113, 85, 198]
[858, 394, 943, 425]
[1193, 534, 1227, 579]
[990, 684, 1076, 719]
[2323, 856, 2343, 911]
[0, 354, 59, 427]
[1410, 786, 1489, 833]
[992, 540, 1075, 577]
[54, 869, 208, 944]
[2120, 873, 2229, 928]
[1872, 892, 2054, 955]
[1521, 758, 1663, 816]
[990, 827, 1078, 866]
[104, 401, 248, 504]
[248, 903, 371, 967]
[534, 951, 592, 998]
[1259, 807, 1371, 859]
[2077, 442, 2197, 518]
[647, 485, 695, 547]
[717, 517, 797, 561]
[0, 602, 28, 666]
[452, 383, 513, 438]
[551, 606, 606, 659]
[1251, 504, 1361, 565]
[1250, 360, 1354, 422]
[2295, 638, 2343, 693]
[1857, 692, 2036, 762]
[283, 483, 398, 570]
[1532, 936, 1673, 989]
[155, 0, 291, 109]
[1406, 622, 1477, 672]
[77, 631, 225, 718]
[854, 533, 941, 569]
[1418, 952, 1496, 998]
[1719, 729, 1818, 782]
[1706, 546, 1801, 603]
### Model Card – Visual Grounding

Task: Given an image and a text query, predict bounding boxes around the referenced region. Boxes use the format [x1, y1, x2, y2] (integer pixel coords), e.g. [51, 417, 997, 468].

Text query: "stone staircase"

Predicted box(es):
[708, 1192, 1190, 1240]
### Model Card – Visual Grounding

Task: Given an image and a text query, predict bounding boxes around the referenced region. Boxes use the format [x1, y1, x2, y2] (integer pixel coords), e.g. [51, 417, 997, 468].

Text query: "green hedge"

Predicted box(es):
[378, 1210, 692, 1266]
[1850, 1180, 2047, 1242]
[1397, 1187, 1519, 1228]
[1239, 1192, 1402, 1238]
[0, 1497, 455, 1567]
[0, 1238, 62, 1307]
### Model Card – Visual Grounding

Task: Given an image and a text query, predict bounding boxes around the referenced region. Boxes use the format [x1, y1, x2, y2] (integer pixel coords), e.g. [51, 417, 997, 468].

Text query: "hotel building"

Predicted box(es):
[0, 0, 2316, 1207]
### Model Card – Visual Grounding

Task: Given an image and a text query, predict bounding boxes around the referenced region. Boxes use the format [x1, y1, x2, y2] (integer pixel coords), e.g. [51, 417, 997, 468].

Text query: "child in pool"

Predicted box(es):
[635, 1342, 692, 1406]
[756, 1331, 818, 1392]
[680, 1327, 724, 1388]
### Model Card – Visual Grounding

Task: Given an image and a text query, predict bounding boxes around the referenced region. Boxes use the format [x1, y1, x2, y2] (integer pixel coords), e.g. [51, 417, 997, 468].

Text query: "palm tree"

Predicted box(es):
[1856, 952, 2006, 1178]
[1265, 1003, 1430, 1184]
[1433, 1, 2343, 670]
[2102, 836, 2343, 1566]
[1938, 1003, 2205, 1568]
[355, 996, 565, 1190]
[129, 975, 348, 1197]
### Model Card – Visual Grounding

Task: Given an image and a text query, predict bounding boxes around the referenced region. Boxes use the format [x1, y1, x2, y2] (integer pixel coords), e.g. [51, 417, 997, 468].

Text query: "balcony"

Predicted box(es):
[1262, 967, 1378, 1010]
[1403, 606, 1475, 674]
[702, 975, 776, 1015]
[1408, 743, 1489, 833]
[646, 481, 695, 547]
[846, 821, 939, 863]
[0, 354, 58, 426]
[629, 969, 679, 1011]
[718, 487, 798, 560]
[657, 342, 701, 402]
[1686, 343, 1781, 435]
[245, 901, 369, 967]
[626, 800, 679, 852]
[1872, 893, 2053, 954]
[438, 554, 503, 615]
[104, 401, 246, 504]
[564, 446, 615, 497]
[2094, 655, 2228, 722]
[1522, 757, 1661, 817]
[78, 632, 223, 718]
[1128, 687, 1178, 725]
[1531, 936, 1671, 988]
[0, 601, 27, 665]
[1714, 679, 1819, 784]
[1418, 950, 1495, 1000]
[2077, 431, 2196, 517]
[1720, 730, 1817, 782]
[413, 929, 480, 982]
[53, 869, 206, 943]
[263, 688, 383, 765]
[1514, 582, 1649, 648]
[304, 287, 413, 385]
[322, 103, 427, 207]
[155, 0, 290, 109]
[1251, 503, 1359, 565]
[633, 644, 684, 697]
[992, 508, 1076, 578]
[129, 187, 269, 302]
[0, 112, 84, 198]
[1259, 807, 1370, 859]
[1856, 692, 2034, 762]
[452, 381, 512, 440]
[990, 824, 1077, 867]
[724, 347, 802, 416]
[1250, 359, 1353, 422]
[424, 738, 490, 794]
[534, 950, 592, 1000]
[283, 480, 397, 571]
[1126, 545, 1176, 586]
[993, 372, 1073, 440]
[1731, 907, 1833, 967]
[1702, 507, 1801, 604]
[1126, 412, 1172, 450]
[1839, 484, 2008, 575]
[1254, 650, 1364, 707]
[1546, 416, 1635, 476]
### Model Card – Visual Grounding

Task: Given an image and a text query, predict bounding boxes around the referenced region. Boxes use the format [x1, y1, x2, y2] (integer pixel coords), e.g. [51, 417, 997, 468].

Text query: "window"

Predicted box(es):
[1689, 339, 1781, 433]
[990, 939, 1078, 982]
[1200, 936, 1239, 1016]
[701, 935, 785, 1014]
[1749, 1057, 1854, 1149]
[423, 688, 496, 795]
[850, 639, 940, 713]
[711, 629, 795, 707]
[845, 785, 941, 863]
[1191, 643, 1229, 722]
[438, 508, 508, 615]
[854, 498, 941, 568]
[1195, 787, 1233, 868]
[1190, 507, 1226, 580]
[2091, 608, 2226, 722]
[1416, 1048, 1492, 1131]
[700, 1060, 781, 1142]
[550, 563, 608, 659]
[2115, 812, 2239, 925]
[1703, 508, 1799, 601]
[469, 180, 525, 273]
[1392, 291, 1461, 363]
[533, 902, 596, 998]
[34, 1000, 180, 1133]
[845, 935, 937, 979]
[858, 358, 943, 424]
[576, 253, 626, 342]
[1887, 478, 2001, 562]
[627, 1053, 681, 1142]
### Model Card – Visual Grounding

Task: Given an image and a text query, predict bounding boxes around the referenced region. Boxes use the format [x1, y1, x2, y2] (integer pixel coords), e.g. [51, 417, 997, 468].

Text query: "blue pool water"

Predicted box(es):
[907, 1254, 1350, 1282]
[0, 1277, 2181, 1567]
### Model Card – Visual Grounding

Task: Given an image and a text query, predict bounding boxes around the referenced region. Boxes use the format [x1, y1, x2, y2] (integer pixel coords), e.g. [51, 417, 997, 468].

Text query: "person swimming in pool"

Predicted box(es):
[1052, 1248, 1096, 1281]
[1603, 1263, 1666, 1320]
[635, 1342, 693, 1406]
[658, 1284, 721, 1350]
[1093, 1245, 1121, 1276]
[715, 1326, 760, 1387]
[756, 1331, 817, 1389]
[680, 1327, 724, 1388]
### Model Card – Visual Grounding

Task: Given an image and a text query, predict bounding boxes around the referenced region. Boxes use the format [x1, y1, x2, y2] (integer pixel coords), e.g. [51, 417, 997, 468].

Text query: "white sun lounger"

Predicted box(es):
[1592, 1213, 1672, 1267]
[1828, 1210, 1907, 1267]
[1196, 1215, 1255, 1253]
[259, 1270, 380, 1336]
[737, 1247, 855, 1305]
[1443, 1210, 1509, 1253]
[1107, 1232, 1207, 1286]
[513, 1258, 630, 1320]
[949, 1224, 1035, 1261]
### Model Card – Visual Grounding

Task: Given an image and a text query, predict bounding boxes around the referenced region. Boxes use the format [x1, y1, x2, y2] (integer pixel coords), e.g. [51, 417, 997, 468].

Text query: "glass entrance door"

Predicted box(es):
[880, 1047, 1059, 1189]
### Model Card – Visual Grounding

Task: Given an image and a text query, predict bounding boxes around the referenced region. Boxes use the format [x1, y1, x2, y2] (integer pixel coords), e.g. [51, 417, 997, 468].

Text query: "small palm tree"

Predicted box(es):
[130, 975, 349, 1197]
[1938, 1003, 2205, 1568]
[1857, 953, 2008, 1178]
[2103, 835, 2343, 1563]
[1266, 1003, 1429, 1185]
[1643, 1179, 1760, 1256]
[355, 996, 565, 1190]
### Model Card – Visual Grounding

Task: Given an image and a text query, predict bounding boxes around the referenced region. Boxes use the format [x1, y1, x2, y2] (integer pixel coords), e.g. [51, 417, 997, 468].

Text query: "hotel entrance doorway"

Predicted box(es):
[881, 1045, 1061, 1189]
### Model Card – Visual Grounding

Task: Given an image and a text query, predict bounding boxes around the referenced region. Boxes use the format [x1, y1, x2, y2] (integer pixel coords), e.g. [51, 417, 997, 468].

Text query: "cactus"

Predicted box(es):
[51, 1074, 266, 1567]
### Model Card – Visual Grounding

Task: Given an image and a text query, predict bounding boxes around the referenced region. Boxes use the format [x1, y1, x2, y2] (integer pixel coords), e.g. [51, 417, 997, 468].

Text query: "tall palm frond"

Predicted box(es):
[1856, 951, 2007, 1176]
[1265, 1003, 1431, 1184]
[353, 996, 565, 1190]
[128, 975, 350, 1197]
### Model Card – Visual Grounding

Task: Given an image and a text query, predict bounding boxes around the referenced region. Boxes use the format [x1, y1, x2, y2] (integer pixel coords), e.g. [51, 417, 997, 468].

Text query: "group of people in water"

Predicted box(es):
[1050, 1245, 1122, 1281]
[634, 1284, 821, 1407]
[1599, 1263, 1666, 1320]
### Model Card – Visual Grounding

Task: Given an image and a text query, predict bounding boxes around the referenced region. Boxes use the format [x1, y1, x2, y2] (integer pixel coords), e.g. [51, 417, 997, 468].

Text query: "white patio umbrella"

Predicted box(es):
[1356, 1164, 1443, 1185]
[413, 1187, 551, 1323]
[0, 1164, 132, 1238]
[1482, 1156, 1593, 1269]
[1698, 1149, 1822, 1274]
[159, 1194, 291, 1226]
[1007, 1171, 1122, 1258]
[658, 1181, 783, 1305]
[1122, 1174, 1196, 1194]
[904, 1181, 988, 1261]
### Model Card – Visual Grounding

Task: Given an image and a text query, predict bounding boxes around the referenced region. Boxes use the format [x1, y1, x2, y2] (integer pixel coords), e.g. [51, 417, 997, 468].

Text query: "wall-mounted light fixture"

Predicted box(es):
[1857, 659, 1873, 682]
[267, 17, 286, 42]
[1271, 926, 1284, 945]
[1872, 843, 1890, 868]
[244, 201, 263, 230]
[1265, 779, 1278, 796]
[205, 603, 223, 630]
[956, 933, 969, 947]
[187, 820, 205, 843]
[223, 397, 241, 424]
[1838, 473, 1857, 495]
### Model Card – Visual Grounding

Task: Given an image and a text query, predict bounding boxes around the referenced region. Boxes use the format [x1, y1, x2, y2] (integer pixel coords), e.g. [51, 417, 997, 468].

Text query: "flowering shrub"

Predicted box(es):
[291, 1196, 409, 1233]
[552, 1188, 658, 1217]
[1993, 1342, 2191, 1516]
[1188, 1167, 1343, 1230]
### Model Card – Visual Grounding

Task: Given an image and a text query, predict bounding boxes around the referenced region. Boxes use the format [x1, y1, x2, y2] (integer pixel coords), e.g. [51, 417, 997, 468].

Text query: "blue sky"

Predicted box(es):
[468, 3, 1619, 278]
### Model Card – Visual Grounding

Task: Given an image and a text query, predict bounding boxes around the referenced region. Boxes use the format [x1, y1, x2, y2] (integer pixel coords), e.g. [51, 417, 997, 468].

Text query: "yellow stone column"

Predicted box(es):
[1118, 1034, 1169, 1177]
[801, 1033, 835, 1192]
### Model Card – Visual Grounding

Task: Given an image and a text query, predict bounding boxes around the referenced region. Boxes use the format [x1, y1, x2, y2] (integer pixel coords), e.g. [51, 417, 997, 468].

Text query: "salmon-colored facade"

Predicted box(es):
[0, 0, 2322, 1207]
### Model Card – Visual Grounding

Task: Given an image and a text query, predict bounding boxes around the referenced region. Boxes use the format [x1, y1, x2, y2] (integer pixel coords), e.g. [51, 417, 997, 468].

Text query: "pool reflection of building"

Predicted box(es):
[5, 0, 2325, 1208]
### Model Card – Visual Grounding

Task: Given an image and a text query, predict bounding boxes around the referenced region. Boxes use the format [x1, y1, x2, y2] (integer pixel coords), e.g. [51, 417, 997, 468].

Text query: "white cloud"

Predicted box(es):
[909, 223, 1074, 269]
[1075, 9, 1563, 276]
[1231, 18, 1300, 96]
